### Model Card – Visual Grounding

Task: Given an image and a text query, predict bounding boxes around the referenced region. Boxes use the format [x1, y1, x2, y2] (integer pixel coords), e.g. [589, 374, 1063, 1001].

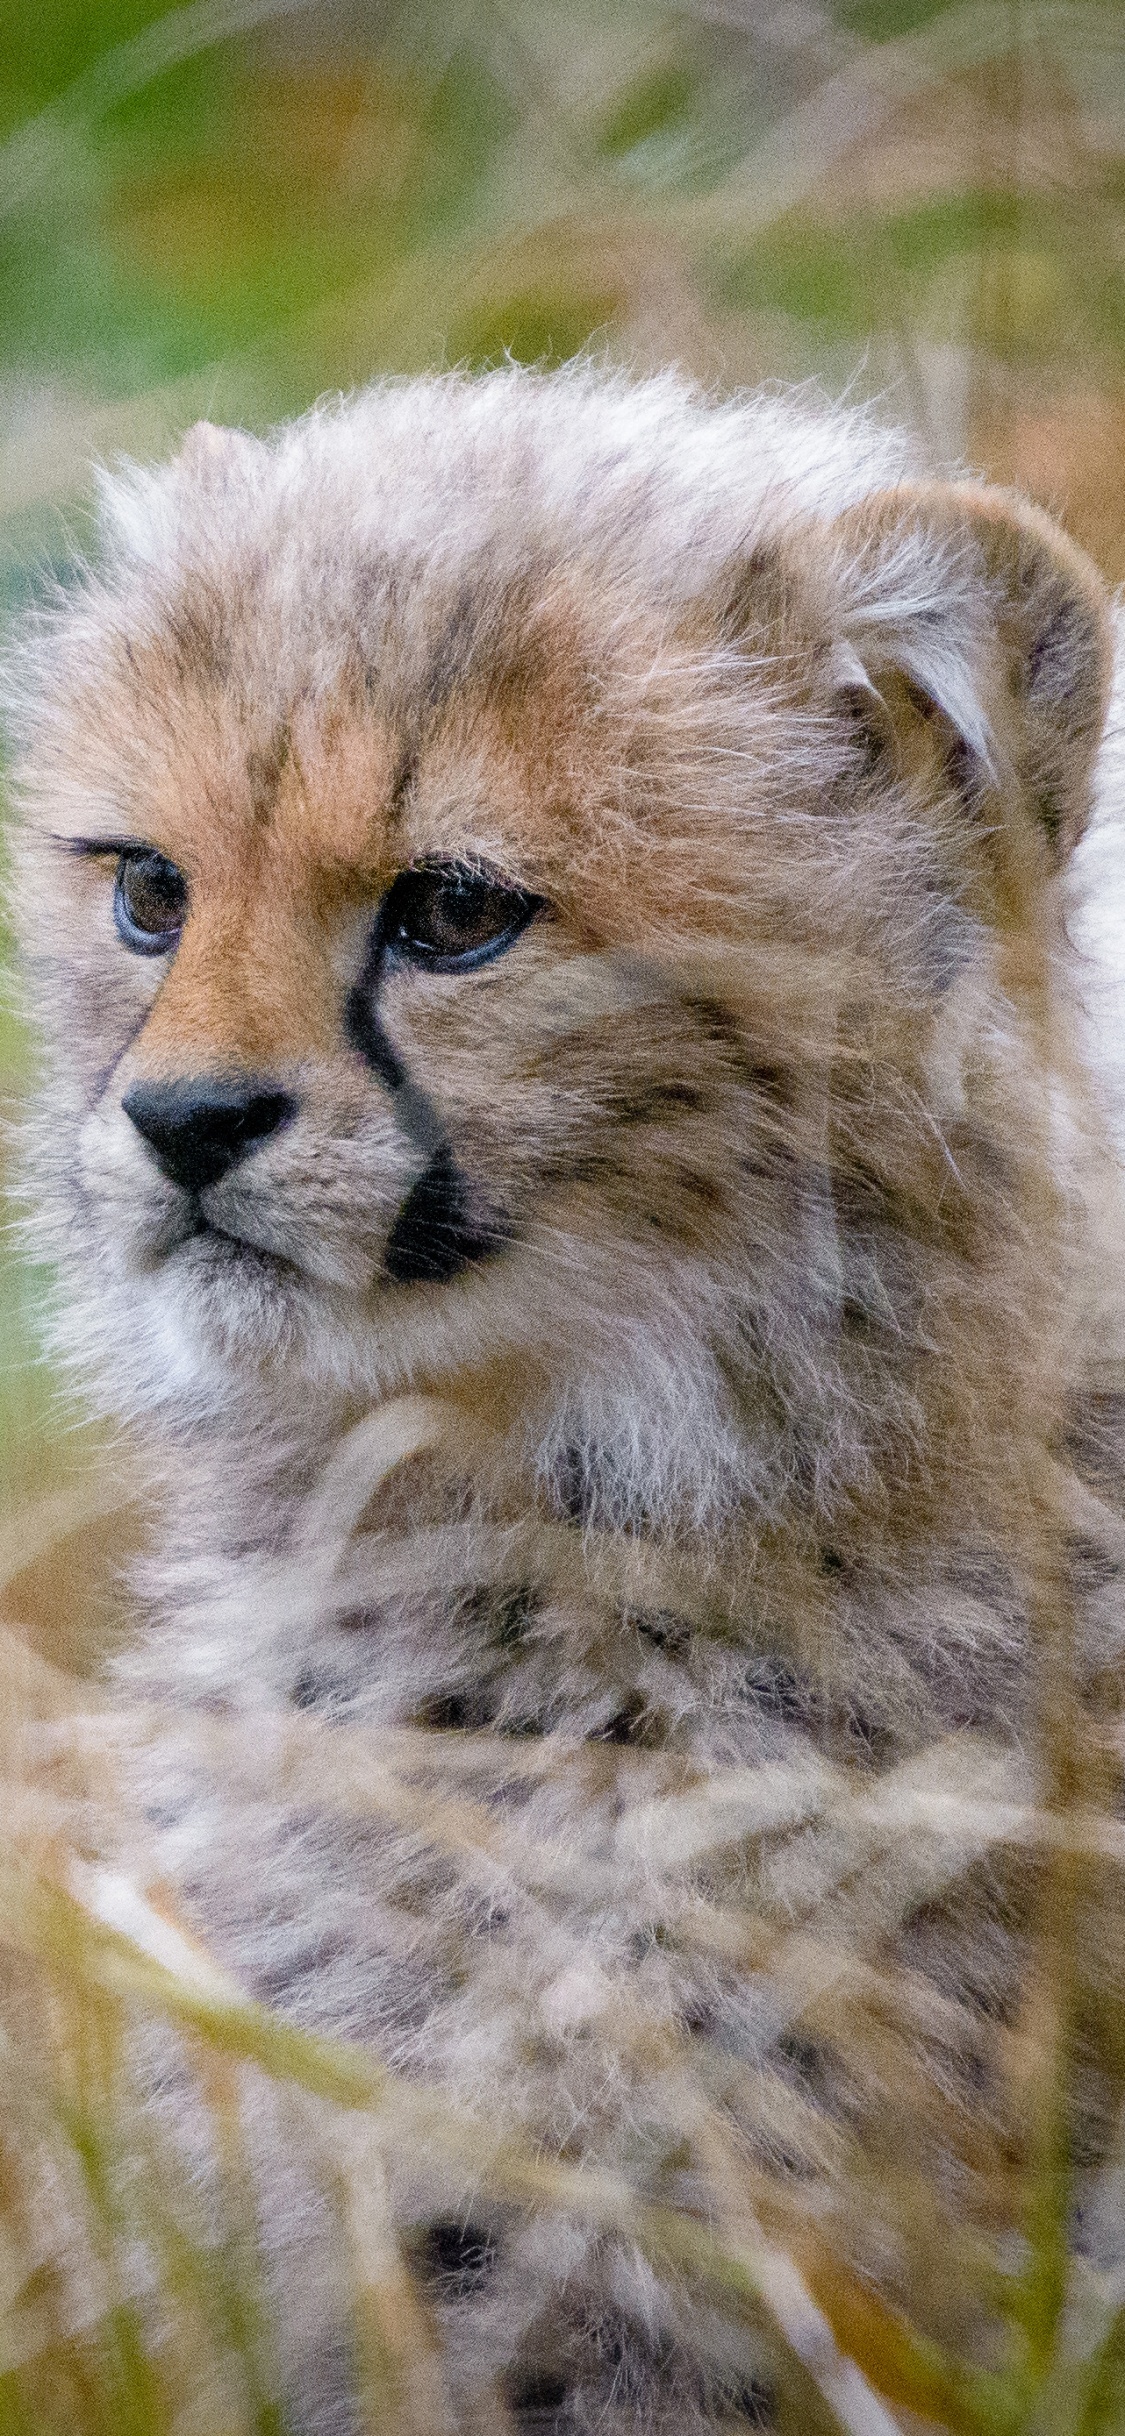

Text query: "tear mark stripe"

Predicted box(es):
[344, 914, 446, 1160]
[345, 910, 510, 1281]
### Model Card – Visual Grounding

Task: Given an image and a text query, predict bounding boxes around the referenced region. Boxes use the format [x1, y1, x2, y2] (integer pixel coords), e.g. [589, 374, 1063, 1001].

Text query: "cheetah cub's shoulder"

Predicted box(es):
[9, 368, 1125, 2435]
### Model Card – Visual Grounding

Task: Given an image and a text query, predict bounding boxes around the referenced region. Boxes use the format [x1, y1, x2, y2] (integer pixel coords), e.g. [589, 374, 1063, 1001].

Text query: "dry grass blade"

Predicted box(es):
[2, 1649, 1104, 2436]
[5, 1345, 1125, 2435]
[685, 0, 1125, 246]
[0, 1838, 991, 2434]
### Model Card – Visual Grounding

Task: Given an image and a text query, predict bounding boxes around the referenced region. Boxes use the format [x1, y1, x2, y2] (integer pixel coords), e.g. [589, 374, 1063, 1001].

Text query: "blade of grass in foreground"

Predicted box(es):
[1, 1850, 1046, 2436]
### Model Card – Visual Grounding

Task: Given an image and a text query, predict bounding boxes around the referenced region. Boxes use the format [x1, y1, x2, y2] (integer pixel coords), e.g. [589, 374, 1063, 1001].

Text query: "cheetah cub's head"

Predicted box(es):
[7, 375, 1113, 1532]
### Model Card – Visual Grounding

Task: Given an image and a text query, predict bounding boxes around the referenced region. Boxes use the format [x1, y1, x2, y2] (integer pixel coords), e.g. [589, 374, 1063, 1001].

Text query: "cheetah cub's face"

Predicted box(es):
[8, 379, 1111, 1461]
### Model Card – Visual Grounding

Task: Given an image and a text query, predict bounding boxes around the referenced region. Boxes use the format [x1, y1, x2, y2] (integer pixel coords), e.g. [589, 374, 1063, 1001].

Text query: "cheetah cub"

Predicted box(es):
[10, 368, 1125, 2434]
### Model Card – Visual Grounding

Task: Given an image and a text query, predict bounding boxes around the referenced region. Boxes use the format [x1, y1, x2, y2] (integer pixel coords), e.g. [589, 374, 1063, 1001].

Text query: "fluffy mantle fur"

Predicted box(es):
[9, 367, 1125, 2433]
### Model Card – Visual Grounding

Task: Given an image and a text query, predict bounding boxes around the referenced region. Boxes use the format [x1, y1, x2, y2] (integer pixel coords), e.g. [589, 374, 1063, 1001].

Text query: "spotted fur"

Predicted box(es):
[8, 367, 1125, 2433]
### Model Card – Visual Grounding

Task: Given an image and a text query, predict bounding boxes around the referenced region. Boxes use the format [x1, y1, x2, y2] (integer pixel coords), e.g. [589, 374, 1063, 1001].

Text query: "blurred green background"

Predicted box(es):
[3, 0, 1125, 1665]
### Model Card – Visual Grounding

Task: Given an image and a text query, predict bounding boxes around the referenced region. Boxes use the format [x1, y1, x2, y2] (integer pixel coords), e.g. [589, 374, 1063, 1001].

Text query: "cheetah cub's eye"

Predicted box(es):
[382, 863, 542, 973]
[114, 849, 188, 956]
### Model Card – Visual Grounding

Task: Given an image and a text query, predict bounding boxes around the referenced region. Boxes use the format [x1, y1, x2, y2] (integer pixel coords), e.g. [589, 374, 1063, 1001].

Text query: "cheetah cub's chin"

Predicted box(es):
[10, 368, 1125, 2435]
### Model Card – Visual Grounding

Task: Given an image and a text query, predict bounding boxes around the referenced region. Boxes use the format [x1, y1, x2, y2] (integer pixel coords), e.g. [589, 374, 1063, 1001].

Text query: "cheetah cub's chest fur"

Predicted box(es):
[11, 369, 1125, 2433]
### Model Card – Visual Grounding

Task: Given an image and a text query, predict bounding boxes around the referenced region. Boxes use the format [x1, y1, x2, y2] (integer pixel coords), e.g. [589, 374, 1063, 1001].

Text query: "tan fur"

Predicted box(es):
[7, 368, 1125, 2433]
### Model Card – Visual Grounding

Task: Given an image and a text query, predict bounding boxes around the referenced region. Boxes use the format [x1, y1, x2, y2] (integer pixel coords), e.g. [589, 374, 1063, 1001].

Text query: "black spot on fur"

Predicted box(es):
[720, 2377, 776, 2424]
[742, 1656, 815, 1723]
[496, 1712, 547, 1739]
[462, 1583, 541, 1647]
[840, 1296, 875, 1341]
[1067, 1393, 1125, 1500]
[385, 1146, 509, 1283]
[739, 1140, 795, 1182]
[413, 2219, 498, 2298]
[413, 1687, 497, 1731]
[670, 1162, 726, 1213]
[836, 681, 892, 779]
[1028, 593, 1083, 702]
[776, 2031, 830, 2098]
[681, 993, 744, 1051]
[742, 1058, 794, 1107]
[836, 1161, 961, 1254]
[612, 1079, 709, 1123]
[641, 1171, 727, 1240]
[144, 1795, 188, 1831]
[553, 1446, 593, 1526]
[679, 999, 796, 1107]
[335, 1603, 387, 1633]
[944, 732, 988, 820]
[543, 1147, 626, 1190]
[831, 1162, 889, 1229]
[590, 1694, 655, 1746]
[256, 1933, 341, 2002]
[494, 1586, 540, 1645]
[631, 1607, 692, 1653]
[593, 2317, 680, 2400]
[506, 2368, 569, 2429]
[290, 1667, 324, 1711]
[1066, 1534, 1122, 1593]
[837, 1704, 895, 1767]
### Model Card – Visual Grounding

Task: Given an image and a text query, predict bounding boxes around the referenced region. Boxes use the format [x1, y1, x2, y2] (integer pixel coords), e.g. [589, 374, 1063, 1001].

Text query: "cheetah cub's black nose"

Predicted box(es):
[122, 1078, 296, 1194]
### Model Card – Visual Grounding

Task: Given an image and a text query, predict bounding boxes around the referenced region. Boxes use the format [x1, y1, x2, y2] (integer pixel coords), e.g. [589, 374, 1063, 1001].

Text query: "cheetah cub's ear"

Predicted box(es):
[94, 418, 267, 567]
[174, 419, 262, 481]
[826, 482, 1113, 867]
